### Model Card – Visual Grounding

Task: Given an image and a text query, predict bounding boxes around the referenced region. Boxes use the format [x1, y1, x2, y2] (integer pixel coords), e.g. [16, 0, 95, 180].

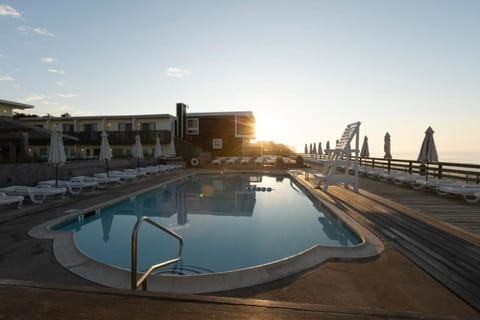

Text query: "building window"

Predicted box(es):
[141, 122, 155, 131]
[119, 123, 132, 131]
[235, 115, 254, 137]
[83, 123, 97, 132]
[63, 124, 74, 133]
[187, 118, 199, 135]
[212, 138, 223, 149]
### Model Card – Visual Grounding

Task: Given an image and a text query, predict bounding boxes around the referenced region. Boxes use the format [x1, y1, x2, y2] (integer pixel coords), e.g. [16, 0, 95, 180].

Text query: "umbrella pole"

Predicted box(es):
[105, 159, 109, 177]
[426, 161, 429, 181]
[55, 164, 58, 188]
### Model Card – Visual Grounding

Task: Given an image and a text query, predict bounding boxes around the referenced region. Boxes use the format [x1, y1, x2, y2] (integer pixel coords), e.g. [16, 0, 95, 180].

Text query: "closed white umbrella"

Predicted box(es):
[384, 132, 392, 159]
[318, 142, 323, 155]
[360, 136, 370, 157]
[99, 131, 112, 176]
[304, 144, 308, 154]
[48, 128, 66, 187]
[154, 136, 163, 159]
[417, 126, 439, 180]
[360, 135, 370, 167]
[312, 142, 317, 155]
[132, 134, 144, 167]
[326, 141, 330, 155]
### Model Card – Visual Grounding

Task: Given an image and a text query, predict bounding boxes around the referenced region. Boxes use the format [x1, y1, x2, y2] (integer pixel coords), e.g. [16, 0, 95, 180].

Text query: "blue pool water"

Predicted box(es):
[55, 173, 360, 274]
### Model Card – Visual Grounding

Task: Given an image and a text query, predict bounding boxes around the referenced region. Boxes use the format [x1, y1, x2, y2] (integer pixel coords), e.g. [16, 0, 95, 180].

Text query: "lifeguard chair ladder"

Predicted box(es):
[314, 122, 361, 192]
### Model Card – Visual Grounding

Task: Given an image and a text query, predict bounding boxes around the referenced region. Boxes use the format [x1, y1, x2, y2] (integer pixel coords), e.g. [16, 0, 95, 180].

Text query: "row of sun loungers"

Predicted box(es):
[358, 167, 480, 204]
[0, 164, 183, 208]
[211, 156, 290, 165]
[211, 156, 252, 165]
[0, 184, 67, 204]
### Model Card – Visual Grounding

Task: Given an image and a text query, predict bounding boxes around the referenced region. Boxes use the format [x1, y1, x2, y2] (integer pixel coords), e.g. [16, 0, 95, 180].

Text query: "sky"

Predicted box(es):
[1, 1, 479, 160]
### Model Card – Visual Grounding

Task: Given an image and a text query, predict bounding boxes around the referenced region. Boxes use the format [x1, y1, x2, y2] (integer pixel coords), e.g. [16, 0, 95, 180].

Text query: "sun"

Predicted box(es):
[252, 112, 281, 142]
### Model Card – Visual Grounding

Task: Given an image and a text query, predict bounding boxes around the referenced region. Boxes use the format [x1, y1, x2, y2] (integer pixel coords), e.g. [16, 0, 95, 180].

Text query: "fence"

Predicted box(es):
[302, 154, 480, 184]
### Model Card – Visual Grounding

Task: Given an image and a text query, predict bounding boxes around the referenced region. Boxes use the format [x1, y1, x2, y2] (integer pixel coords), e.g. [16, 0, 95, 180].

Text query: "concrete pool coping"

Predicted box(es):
[29, 170, 384, 294]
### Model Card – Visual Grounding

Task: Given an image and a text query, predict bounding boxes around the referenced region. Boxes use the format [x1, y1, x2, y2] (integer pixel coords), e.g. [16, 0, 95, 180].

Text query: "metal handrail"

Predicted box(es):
[131, 216, 183, 291]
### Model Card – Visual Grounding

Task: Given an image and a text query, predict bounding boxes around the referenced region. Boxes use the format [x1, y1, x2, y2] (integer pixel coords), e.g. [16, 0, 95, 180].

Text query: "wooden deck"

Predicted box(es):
[357, 177, 480, 236]
[0, 280, 466, 320]
[301, 171, 480, 311]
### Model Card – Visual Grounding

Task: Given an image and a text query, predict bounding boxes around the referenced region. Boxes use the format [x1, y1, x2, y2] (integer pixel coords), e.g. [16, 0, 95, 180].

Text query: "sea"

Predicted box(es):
[369, 151, 480, 165]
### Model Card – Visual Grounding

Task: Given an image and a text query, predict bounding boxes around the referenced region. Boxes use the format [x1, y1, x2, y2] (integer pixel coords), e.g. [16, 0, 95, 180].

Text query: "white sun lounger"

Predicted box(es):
[437, 185, 480, 203]
[158, 164, 179, 172]
[39, 176, 98, 195]
[240, 157, 251, 165]
[411, 178, 459, 190]
[358, 167, 370, 175]
[109, 171, 137, 181]
[0, 185, 66, 204]
[392, 174, 421, 185]
[211, 157, 226, 165]
[140, 166, 160, 175]
[0, 192, 24, 208]
[378, 170, 404, 182]
[255, 157, 264, 164]
[366, 168, 385, 179]
[92, 173, 121, 188]
[124, 169, 148, 177]
[225, 157, 239, 165]
[155, 165, 170, 173]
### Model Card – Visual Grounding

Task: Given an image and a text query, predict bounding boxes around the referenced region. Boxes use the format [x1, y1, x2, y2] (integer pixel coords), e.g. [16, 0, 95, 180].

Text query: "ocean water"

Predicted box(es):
[368, 151, 480, 164]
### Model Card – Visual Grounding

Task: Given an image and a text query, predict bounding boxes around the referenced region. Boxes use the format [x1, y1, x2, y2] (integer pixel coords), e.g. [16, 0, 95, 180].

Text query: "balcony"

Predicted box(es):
[64, 130, 171, 145]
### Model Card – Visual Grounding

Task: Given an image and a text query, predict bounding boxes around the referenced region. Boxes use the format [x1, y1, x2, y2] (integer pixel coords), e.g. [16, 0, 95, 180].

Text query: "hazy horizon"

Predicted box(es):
[1, 1, 479, 159]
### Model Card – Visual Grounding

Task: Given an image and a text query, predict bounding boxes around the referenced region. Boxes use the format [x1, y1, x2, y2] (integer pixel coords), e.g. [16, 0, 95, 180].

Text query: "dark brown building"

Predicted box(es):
[182, 110, 256, 157]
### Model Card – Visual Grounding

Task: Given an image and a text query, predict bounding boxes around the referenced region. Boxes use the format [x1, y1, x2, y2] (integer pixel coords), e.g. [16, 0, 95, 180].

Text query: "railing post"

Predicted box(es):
[131, 218, 140, 290]
[408, 161, 412, 174]
[438, 164, 443, 179]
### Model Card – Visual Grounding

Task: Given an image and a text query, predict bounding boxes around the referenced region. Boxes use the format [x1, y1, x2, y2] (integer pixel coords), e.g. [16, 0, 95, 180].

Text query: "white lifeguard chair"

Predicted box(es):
[314, 122, 361, 192]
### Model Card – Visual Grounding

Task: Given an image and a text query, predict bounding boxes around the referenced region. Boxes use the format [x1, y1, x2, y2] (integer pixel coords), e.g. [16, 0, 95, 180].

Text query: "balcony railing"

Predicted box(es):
[63, 130, 171, 145]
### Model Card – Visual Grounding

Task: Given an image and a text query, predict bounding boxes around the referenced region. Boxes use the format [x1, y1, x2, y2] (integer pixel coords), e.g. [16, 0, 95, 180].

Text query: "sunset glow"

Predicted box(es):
[1, 1, 479, 160]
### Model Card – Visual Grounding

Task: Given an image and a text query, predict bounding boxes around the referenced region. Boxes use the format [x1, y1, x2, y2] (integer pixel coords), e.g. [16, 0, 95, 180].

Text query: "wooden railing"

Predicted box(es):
[302, 154, 480, 184]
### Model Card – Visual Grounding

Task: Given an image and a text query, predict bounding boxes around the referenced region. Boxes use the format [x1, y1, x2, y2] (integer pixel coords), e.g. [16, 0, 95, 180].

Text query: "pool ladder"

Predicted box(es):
[131, 216, 184, 291]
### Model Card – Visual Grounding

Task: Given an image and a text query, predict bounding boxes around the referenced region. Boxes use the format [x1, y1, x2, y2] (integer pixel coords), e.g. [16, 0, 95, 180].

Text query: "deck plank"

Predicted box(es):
[1, 280, 462, 320]
[298, 170, 480, 311]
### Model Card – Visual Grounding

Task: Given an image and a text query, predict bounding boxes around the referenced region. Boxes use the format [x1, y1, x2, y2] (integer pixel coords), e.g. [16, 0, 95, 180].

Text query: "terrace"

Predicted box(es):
[0, 164, 479, 319]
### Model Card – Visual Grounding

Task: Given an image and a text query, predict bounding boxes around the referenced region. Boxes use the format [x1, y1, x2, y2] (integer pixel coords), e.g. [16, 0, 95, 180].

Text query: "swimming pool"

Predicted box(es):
[54, 173, 360, 275]
[31, 171, 383, 293]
